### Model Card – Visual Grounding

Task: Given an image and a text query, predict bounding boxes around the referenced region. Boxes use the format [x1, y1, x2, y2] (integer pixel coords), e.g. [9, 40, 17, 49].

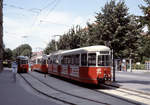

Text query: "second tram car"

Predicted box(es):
[48, 45, 112, 85]
[31, 55, 48, 73]
[16, 56, 29, 73]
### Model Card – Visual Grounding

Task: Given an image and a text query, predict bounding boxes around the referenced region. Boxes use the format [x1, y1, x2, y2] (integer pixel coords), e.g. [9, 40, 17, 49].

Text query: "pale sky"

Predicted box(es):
[3, 0, 146, 51]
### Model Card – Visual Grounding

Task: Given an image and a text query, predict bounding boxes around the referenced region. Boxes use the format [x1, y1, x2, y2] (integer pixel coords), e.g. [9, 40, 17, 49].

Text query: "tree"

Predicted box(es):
[95, 0, 141, 59]
[137, 0, 150, 62]
[58, 25, 83, 50]
[139, 0, 150, 34]
[13, 44, 32, 59]
[3, 48, 13, 60]
[44, 40, 56, 54]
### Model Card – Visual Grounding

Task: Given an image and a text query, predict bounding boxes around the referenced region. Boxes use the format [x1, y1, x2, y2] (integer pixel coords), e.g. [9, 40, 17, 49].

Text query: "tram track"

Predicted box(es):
[20, 73, 110, 105]
[19, 73, 75, 105]
[28, 71, 142, 105]
[94, 84, 150, 105]
[105, 83, 150, 96]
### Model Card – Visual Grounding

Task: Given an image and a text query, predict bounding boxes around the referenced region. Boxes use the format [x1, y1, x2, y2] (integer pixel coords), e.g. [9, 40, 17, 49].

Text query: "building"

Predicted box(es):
[0, 0, 3, 72]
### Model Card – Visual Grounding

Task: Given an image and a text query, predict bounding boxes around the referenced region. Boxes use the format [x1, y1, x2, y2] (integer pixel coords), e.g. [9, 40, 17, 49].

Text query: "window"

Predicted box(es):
[48, 58, 52, 64]
[98, 55, 111, 66]
[75, 54, 80, 65]
[100, 51, 109, 55]
[53, 56, 59, 64]
[20, 60, 28, 64]
[61, 56, 67, 64]
[42, 59, 47, 65]
[88, 53, 96, 66]
[81, 53, 87, 66]
[67, 56, 72, 64]
[37, 59, 41, 64]
[72, 54, 80, 65]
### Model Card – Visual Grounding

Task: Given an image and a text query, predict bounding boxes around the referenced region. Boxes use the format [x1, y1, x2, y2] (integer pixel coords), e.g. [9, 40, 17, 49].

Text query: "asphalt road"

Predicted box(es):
[0, 70, 60, 105]
[1, 68, 149, 105]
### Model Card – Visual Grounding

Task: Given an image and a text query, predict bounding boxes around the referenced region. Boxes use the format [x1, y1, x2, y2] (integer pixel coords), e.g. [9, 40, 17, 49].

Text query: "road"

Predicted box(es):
[1, 68, 150, 105]
[0, 69, 60, 105]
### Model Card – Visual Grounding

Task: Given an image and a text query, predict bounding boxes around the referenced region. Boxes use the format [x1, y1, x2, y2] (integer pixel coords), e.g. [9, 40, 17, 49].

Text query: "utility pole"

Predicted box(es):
[112, 49, 115, 82]
[53, 35, 61, 51]
[0, 0, 3, 72]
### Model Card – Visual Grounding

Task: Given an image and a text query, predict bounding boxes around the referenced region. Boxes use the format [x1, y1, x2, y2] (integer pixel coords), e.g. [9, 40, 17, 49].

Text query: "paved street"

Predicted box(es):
[0, 68, 60, 105]
[1, 68, 150, 105]
[114, 70, 150, 94]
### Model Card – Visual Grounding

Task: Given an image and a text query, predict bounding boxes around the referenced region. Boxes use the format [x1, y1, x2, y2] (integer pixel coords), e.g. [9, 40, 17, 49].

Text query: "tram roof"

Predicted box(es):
[17, 56, 28, 60]
[60, 45, 110, 55]
[35, 54, 48, 59]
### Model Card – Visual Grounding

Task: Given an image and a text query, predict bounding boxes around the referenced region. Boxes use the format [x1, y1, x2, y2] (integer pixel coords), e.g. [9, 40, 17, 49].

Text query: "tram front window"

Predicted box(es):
[21, 60, 28, 64]
[88, 53, 96, 66]
[98, 55, 111, 66]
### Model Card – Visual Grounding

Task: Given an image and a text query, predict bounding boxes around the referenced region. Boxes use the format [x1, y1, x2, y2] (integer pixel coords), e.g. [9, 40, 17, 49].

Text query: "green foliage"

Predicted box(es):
[12, 44, 32, 59]
[132, 64, 145, 70]
[44, 0, 148, 64]
[58, 25, 82, 50]
[44, 40, 56, 54]
[3, 48, 13, 60]
[137, 0, 150, 62]
[95, 0, 141, 59]
[139, 0, 150, 34]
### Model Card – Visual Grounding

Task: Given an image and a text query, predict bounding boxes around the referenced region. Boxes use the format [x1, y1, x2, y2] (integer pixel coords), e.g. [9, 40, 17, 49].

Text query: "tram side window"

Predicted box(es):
[61, 56, 67, 65]
[81, 53, 87, 66]
[53, 56, 59, 64]
[88, 53, 96, 66]
[72, 54, 79, 65]
[49, 59, 53, 64]
[61, 56, 64, 64]
[67, 56, 72, 64]
[33, 60, 36, 64]
[37, 59, 41, 64]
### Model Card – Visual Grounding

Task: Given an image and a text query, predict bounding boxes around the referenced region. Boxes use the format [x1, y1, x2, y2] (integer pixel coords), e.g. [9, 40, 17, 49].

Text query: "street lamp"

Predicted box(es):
[53, 35, 61, 51]
[106, 41, 115, 82]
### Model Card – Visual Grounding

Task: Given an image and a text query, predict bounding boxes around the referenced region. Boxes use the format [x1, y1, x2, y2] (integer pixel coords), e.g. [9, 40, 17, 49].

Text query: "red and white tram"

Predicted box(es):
[16, 56, 29, 73]
[31, 55, 48, 73]
[48, 45, 112, 85]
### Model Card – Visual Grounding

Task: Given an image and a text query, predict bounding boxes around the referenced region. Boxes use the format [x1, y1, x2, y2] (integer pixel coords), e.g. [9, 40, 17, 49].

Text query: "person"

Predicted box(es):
[11, 61, 18, 82]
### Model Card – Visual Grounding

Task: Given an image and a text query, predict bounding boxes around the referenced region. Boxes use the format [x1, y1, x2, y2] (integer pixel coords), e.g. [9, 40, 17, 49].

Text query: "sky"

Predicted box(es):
[3, 0, 147, 52]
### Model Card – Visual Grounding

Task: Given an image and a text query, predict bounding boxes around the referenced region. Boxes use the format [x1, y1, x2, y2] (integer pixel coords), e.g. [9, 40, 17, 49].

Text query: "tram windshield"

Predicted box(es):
[98, 55, 111, 66]
[20, 60, 28, 64]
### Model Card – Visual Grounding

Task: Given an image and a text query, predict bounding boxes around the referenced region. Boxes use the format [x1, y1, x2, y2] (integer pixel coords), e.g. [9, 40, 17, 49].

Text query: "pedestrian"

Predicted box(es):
[11, 61, 18, 82]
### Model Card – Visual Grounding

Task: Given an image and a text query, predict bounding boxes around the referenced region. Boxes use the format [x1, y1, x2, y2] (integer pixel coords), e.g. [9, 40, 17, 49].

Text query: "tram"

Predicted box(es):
[31, 55, 48, 73]
[16, 56, 29, 73]
[48, 45, 112, 85]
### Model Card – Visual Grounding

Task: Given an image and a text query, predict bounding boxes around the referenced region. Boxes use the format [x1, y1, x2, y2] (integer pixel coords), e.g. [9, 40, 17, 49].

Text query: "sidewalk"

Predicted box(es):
[0, 68, 59, 105]
[112, 70, 150, 94]
[127, 69, 150, 73]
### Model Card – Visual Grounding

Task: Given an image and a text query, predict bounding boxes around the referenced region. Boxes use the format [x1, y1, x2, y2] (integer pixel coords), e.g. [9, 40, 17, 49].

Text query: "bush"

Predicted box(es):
[132, 64, 145, 70]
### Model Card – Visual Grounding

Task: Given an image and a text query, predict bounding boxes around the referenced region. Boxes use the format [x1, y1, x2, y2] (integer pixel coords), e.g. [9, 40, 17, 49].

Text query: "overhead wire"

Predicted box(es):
[29, 0, 59, 29]
[3, 0, 62, 48]
[3, 3, 41, 14]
